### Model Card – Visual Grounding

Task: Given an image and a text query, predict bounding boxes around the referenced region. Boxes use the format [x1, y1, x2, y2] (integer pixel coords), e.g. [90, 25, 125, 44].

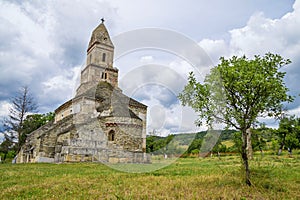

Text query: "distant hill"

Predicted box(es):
[146, 129, 238, 154]
[147, 130, 238, 144]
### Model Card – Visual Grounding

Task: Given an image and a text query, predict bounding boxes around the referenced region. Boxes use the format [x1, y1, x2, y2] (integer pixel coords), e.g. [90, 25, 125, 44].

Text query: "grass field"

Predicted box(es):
[1, 154, 300, 199]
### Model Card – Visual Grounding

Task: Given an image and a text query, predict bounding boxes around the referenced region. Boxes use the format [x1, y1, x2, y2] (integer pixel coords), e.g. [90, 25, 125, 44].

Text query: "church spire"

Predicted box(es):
[78, 20, 118, 90]
[87, 19, 114, 52]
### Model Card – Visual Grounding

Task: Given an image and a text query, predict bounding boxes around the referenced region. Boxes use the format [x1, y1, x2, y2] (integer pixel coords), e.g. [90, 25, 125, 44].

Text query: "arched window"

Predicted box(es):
[108, 130, 115, 141]
[102, 53, 106, 62]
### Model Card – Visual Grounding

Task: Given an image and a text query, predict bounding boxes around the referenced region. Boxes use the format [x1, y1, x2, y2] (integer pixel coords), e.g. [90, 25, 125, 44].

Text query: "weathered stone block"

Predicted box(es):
[108, 157, 119, 163]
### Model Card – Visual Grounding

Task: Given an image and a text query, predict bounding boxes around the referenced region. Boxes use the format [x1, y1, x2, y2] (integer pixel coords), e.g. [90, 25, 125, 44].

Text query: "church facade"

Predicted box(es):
[16, 21, 149, 163]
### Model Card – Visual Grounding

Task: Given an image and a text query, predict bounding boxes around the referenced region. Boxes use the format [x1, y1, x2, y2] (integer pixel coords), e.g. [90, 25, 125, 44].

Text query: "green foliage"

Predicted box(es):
[146, 135, 178, 154]
[194, 131, 208, 139]
[146, 123, 300, 156]
[146, 136, 165, 153]
[0, 112, 54, 159]
[232, 131, 242, 153]
[190, 149, 200, 154]
[179, 53, 294, 185]
[186, 139, 203, 153]
[19, 112, 54, 147]
[219, 129, 237, 140]
[271, 138, 280, 154]
[179, 53, 293, 130]
[1, 86, 38, 152]
[146, 130, 238, 155]
[275, 116, 300, 154]
[173, 133, 196, 145]
[212, 142, 227, 153]
[251, 124, 272, 152]
[231, 126, 278, 154]
[0, 137, 14, 161]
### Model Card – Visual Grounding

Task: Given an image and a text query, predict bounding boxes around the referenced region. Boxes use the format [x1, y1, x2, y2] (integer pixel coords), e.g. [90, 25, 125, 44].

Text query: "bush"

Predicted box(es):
[191, 149, 199, 154]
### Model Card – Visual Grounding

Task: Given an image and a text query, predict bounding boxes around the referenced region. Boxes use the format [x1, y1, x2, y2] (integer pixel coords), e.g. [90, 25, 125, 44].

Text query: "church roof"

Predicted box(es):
[73, 81, 146, 120]
[87, 21, 114, 51]
[95, 82, 146, 119]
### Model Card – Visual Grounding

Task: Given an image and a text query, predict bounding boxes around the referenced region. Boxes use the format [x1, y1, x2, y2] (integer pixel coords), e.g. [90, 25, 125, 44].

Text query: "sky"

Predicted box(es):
[0, 0, 299, 136]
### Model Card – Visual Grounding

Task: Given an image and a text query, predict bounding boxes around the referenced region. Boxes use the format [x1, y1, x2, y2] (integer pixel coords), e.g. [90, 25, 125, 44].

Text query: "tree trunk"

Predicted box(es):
[242, 130, 252, 186]
[278, 137, 285, 156]
[260, 148, 264, 157]
[246, 128, 253, 160]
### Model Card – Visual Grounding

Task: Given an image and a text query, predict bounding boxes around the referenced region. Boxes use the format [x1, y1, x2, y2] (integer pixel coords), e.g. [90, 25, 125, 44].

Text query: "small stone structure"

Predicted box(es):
[16, 21, 149, 163]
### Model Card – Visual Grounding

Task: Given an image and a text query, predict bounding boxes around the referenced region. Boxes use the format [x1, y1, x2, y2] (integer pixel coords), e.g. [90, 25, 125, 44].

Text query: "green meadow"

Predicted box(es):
[1, 154, 300, 199]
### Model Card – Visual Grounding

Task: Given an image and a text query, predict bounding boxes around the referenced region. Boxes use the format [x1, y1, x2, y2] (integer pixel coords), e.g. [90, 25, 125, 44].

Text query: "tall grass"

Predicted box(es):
[0, 154, 299, 199]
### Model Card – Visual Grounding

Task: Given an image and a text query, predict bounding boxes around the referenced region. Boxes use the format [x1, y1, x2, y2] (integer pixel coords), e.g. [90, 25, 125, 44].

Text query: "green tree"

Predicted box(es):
[276, 116, 300, 155]
[251, 124, 271, 156]
[187, 139, 203, 153]
[0, 135, 14, 161]
[200, 130, 221, 156]
[2, 86, 38, 152]
[212, 142, 227, 154]
[146, 135, 172, 154]
[179, 53, 293, 185]
[19, 112, 55, 147]
[232, 131, 242, 153]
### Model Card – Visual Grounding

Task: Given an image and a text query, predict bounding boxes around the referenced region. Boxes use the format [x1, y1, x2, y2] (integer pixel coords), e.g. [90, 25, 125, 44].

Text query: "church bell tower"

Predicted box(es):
[78, 19, 118, 93]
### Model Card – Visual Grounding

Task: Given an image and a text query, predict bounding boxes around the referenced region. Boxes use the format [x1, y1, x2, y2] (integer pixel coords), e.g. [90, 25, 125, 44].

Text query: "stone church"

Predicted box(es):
[16, 21, 149, 163]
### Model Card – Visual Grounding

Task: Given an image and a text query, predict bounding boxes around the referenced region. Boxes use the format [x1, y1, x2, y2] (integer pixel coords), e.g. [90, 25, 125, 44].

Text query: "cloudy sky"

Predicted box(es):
[0, 0, 299, 136]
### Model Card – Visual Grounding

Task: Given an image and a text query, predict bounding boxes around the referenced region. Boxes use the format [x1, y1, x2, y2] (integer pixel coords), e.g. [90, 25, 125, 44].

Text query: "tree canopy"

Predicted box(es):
[179, 53, 293, 130]
[276, 116, 300, 155]
[1, 86, 39, 159]
[0, 112, 54, 161]
[19, 112, 55, 147]
[179, 53, 294, 185]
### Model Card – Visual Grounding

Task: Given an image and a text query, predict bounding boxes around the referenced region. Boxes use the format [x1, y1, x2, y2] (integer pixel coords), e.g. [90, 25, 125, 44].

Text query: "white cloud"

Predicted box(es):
[110, 0, 294, 39]
[287, 106, 300, 118]
[39, 66, 81, 111]
[199, 0, 300, 63]
[198, 39, 228, 63]
[0, 101, 11, 119]
[148, 105, 166, 129]
[235, 6, 300, 110]
[0, 0, 298, 134]
[0, 0, 117, 113]
[225, 1, 300, 64]
[195, 0, 300, 128]
[129, 83, 201, 136]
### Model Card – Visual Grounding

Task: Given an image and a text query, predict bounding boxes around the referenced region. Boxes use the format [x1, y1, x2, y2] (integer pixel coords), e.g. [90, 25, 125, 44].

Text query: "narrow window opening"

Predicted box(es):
[101, 72, 107, 79]
[102, 53, 106, 62]
[108, 130, 115, 141]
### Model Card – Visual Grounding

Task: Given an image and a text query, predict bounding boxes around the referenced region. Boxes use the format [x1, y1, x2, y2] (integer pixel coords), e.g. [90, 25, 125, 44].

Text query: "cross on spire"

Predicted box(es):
[101, 18, 105, 23]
